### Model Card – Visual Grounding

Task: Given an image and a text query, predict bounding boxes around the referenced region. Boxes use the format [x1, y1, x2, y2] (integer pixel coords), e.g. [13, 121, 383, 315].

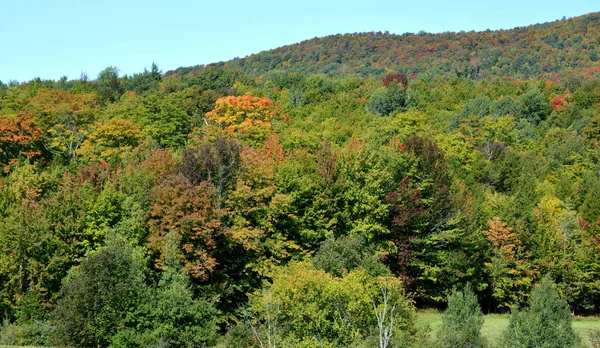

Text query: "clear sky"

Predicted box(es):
[1, 0, 598, 82]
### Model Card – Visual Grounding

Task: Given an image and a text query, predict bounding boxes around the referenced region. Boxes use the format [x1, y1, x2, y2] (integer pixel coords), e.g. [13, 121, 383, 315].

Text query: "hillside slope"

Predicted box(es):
[167, 12, 600, 79]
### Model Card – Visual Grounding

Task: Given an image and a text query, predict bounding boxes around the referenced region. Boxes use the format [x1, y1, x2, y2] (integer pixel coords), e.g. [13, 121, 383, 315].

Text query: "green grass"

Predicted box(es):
[415, 310, 600, 347]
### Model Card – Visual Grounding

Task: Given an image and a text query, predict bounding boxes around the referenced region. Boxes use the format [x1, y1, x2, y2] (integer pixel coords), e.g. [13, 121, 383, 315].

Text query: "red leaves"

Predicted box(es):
[387, 177, 428, 228]
[382, 73, 409, 90]
[550, 96, 565, 110]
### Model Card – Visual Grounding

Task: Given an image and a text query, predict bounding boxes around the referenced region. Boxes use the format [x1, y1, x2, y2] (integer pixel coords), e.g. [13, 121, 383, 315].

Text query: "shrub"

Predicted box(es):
[248, 262, 414, 347]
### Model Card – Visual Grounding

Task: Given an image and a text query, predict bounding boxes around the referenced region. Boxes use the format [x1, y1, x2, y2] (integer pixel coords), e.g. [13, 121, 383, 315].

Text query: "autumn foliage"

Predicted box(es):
[0, 113, 43, 170]
[205, 94, 278, 143]
[147, 174, 223, 280]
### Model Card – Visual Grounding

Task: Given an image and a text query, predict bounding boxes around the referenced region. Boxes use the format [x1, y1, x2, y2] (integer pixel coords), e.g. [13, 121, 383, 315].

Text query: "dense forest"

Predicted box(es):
[1, 11, 600, 347]
[168, 12, 600, 79]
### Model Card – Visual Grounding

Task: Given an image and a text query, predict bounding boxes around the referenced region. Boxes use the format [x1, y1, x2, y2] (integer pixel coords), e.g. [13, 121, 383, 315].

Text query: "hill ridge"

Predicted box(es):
[166, 11, 600, 80]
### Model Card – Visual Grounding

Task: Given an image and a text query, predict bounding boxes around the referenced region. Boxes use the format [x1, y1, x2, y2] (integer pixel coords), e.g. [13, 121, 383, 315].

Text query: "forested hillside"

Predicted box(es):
[1, 12, 600, 347]
[168, 12, 600, 80]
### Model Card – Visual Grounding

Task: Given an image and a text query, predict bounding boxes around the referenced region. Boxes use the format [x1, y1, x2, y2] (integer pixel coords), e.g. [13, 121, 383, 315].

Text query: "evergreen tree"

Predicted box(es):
[436, 284, 486, 348]
[500, 276, 580, 348]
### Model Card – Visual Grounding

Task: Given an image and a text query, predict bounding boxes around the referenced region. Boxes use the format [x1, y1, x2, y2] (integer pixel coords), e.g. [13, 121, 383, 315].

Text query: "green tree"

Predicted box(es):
[313, 234, 389, 277]
[518, 90, 549, 125]
[111, 232, 219, 347]
[97, 66, 123, 103]
[51, 234, 147, 348]
[437, 284, 486, 348]
[500, 276, 580, 348]
[122, 63, 162, 95]
[368, 81, 406, 116]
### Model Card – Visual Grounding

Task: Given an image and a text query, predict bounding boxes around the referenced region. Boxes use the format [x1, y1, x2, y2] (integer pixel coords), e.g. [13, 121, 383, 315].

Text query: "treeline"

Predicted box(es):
[167, 12, 600, 80]
[0, 61, 599, 346]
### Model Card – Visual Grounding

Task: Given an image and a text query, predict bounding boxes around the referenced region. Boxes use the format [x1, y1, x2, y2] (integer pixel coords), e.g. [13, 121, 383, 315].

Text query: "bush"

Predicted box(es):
[500, 276, 580, 348]
[436, 284, 486, 348]
[111, 231, 219, 347]
[0, 319, 52, 347]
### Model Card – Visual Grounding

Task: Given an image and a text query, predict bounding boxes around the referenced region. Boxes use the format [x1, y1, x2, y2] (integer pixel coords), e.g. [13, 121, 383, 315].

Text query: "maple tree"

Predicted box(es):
[205, 94, 278, 143]
[78, 118, 143, 160]
[0, 113, 43, 170]
[147, 173, 223, 280]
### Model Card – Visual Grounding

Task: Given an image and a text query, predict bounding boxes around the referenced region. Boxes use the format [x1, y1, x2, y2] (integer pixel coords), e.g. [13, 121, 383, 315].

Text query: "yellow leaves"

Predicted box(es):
[78, 118, 143, 160]
[534, 195, 563, 224]
[533, 195, 571, 255]
[249, 262, 412, 346]
[205, 94, 280, 144]
[387, 110, 429, 139]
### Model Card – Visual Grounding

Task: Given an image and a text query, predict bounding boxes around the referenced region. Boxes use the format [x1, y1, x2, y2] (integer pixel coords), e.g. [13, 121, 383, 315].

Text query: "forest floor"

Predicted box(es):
[415, 310, 600, 347]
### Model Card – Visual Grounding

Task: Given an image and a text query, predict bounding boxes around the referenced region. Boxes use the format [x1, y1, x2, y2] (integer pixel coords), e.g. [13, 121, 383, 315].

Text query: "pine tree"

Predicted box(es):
[500, 276, 580, 348]
[436, 284, 486, 348]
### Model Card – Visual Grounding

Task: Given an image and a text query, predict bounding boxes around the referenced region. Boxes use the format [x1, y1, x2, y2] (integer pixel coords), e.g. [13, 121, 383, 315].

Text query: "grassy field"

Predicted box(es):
[415, 310, 600, 347]
[2, 314, 598, 348]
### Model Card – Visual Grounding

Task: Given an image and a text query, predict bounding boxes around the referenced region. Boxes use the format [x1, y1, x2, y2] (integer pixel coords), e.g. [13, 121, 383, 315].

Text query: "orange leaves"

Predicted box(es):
[205, 94, 280, 143]
[147, 174, 223, 280]
[0, 112, 43, 170]
[484, 217, 519, 261]
[0, 113, 41, 145]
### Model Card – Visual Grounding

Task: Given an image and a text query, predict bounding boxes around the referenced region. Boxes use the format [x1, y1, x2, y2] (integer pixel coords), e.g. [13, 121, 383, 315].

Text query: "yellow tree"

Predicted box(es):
[78, 118, 143, 160]
[205, 94, 279, 144]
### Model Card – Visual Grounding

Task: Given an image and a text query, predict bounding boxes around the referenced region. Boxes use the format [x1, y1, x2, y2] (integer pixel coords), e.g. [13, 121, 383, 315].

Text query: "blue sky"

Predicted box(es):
[0, 0, 598, 82]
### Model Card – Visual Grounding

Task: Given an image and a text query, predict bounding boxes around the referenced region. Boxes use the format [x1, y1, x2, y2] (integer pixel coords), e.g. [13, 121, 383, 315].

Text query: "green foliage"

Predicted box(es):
[182, 66, 255, 90]
[518, 90, 549, 125]
[313, 234, 389, 277]
[122, 63, 162, 95]
[51, 234, 148, 348]
[97, 66, 124, 103]
[0, 318, 52, 347]
[500, 276, 580, 348]
[2, 15, 600, 344]
[368, 82, 406, 116]
[436, 284, 486, 348]
[111, 232, 219, 347]
[248, 262, 415, 347]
